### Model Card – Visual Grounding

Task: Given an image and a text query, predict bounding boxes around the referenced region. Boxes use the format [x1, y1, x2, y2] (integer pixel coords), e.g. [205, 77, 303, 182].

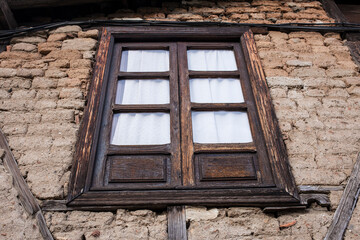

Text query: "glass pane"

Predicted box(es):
[192, 111, 252, 143]
[116, 79, 170, 104]
[111, 113, 170, 145]
[187, 50, 237, 71]
[190, 78, 244, 103]
[120, 50, 169, 72]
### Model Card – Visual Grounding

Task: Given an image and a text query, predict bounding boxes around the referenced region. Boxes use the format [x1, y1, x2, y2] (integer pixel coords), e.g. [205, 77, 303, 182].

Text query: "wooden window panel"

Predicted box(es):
[68, 27, 300, 209]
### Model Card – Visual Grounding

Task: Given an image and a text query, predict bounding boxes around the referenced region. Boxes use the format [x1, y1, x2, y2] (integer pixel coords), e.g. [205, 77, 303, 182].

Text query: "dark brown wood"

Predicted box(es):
[346, 40, 360, 65]
[67, 187, 300, 207]
[68, 28, 112, 202]
[113, 104, 170, 113]
[118, 72, 169, 79]
[194, 143, 256, 153]
[189, 71, 239, 78]
[167, 206, 187, 240]
[337, 4, 360, 23]
[325, 153, 360, 240]
[321, 0, 347, 23]
[0, 129, 39, 215]
[69, 26, 300, 209]
[198, 155, 256, 181]
[300, 193, 331, 208]
[263, 206, 306, 213]
[241, 30, 299, 200]
[107, 144, 171, 155]
[191, 103, 247, 111]
[109, 156, 168, 183]
[178, 42, 195, 186]
[0, 0, 16, 29]
[36, 211, 54, 240]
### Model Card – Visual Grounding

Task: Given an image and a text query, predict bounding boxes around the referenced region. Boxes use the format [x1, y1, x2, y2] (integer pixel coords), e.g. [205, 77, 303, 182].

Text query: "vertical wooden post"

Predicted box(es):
[0, 0, 17, 29]
[325, 153, 360, 240]
[167, 206, 187, 240]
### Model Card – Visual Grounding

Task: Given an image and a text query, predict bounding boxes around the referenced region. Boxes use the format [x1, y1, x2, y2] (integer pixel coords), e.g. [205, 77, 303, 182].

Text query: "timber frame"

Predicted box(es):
[67, 26, 300, 209]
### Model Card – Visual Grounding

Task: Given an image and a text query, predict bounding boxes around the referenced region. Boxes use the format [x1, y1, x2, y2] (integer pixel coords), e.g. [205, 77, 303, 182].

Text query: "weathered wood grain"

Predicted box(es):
[325, 153, 360, 240]
[36, 211, 54, 240]
[0, 129, 54, 239]
[241, 30, 299, 200]
[320, 0, 347, 23]
[68, 27, 112, 202]
[0, 0, 17, 29]
[167, 206, 187, 240]
[0, 129, 39, 214]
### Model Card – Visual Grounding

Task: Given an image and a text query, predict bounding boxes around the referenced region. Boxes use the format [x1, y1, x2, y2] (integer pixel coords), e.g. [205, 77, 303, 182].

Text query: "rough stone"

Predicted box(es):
[53, 25, 82, 33]
[11, 43, 37, 52]
[62, 38, 97, 51]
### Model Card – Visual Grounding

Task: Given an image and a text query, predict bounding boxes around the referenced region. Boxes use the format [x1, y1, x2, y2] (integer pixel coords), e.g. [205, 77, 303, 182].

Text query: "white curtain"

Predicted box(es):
[187, 50, 237, 71]
[111, 50, 171, 145]
[116, 79, 169, 104]
[192, 111, 253, 144]
[111, 113, 170, 145]
[190, 78, 244, 103]
[120, 50, 169, 72]
[188, 50, 252, 144]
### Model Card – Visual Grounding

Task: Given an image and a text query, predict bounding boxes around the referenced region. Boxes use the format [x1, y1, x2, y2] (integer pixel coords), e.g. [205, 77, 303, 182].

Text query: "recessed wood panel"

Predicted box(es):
[109, 155, 168, 183]
[197, 154, 257, 181]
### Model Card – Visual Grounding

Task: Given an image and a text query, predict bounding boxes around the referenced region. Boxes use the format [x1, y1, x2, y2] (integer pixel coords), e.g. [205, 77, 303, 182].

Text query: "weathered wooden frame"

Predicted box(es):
[67, 26, 300, 209]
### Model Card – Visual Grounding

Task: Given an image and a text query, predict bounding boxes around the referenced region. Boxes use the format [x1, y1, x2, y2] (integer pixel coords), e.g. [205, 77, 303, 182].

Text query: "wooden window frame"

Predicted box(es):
[67, 26, 300, 209]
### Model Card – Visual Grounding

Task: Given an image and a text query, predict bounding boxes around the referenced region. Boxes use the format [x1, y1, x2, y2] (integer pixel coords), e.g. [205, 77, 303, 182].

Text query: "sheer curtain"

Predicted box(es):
[120, 50, 169, 72]
[188, 50, 253, 144]
[111, 50, 171, 145]
[190, 78, 244, 103]
[187, 50, 237, 71]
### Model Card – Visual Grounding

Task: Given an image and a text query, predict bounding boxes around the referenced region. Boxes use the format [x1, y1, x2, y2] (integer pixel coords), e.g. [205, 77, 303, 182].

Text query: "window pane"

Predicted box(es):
[120, 50, 169, 72]
[111, 113, 170, 145]
[192, 111, 252, 143]
[116, 79, 170, 104]
[190, 78, 244, 103]
[187, 50, 237, 71]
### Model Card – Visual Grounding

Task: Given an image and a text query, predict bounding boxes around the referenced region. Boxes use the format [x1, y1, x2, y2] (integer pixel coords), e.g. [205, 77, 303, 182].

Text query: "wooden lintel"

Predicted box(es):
[0, 0, 17, 29]
[325, 153, 360, 240]
[167, 206, 187, 240]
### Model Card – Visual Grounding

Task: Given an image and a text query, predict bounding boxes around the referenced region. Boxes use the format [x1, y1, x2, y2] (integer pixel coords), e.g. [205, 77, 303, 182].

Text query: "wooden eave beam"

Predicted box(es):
[0, 0, 17, 29]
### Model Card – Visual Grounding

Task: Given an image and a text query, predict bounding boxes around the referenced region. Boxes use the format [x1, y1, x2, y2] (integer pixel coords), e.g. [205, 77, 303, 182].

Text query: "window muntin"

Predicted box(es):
[68, 27, 299, 207]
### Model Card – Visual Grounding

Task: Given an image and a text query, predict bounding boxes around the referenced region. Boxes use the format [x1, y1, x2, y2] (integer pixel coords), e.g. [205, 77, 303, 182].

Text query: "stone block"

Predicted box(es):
[11, 43, 37, 52]
[78, 29, 99, 39]
[38, 41, 62, 54]
[62, 38, 97, 51]
[47, 33, 67, 42]
[0, 68, 16, 77]
[53, 25, 82, 34]
[45, 69, 68, 78]
[186, 207, 219, 221]
[45, 50, 83, 60]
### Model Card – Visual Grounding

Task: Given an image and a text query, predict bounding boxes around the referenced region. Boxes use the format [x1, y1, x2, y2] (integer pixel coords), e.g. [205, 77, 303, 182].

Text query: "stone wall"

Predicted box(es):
[0, 0, 360, 239]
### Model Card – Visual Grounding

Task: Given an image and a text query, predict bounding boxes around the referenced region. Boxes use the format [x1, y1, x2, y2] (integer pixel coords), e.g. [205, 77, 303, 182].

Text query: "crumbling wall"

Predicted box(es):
[0, 0, 359, 239]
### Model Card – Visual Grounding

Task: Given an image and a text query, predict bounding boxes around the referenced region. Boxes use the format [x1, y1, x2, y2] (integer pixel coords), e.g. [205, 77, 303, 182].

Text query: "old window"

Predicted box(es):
[68, 26, 300, 208]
